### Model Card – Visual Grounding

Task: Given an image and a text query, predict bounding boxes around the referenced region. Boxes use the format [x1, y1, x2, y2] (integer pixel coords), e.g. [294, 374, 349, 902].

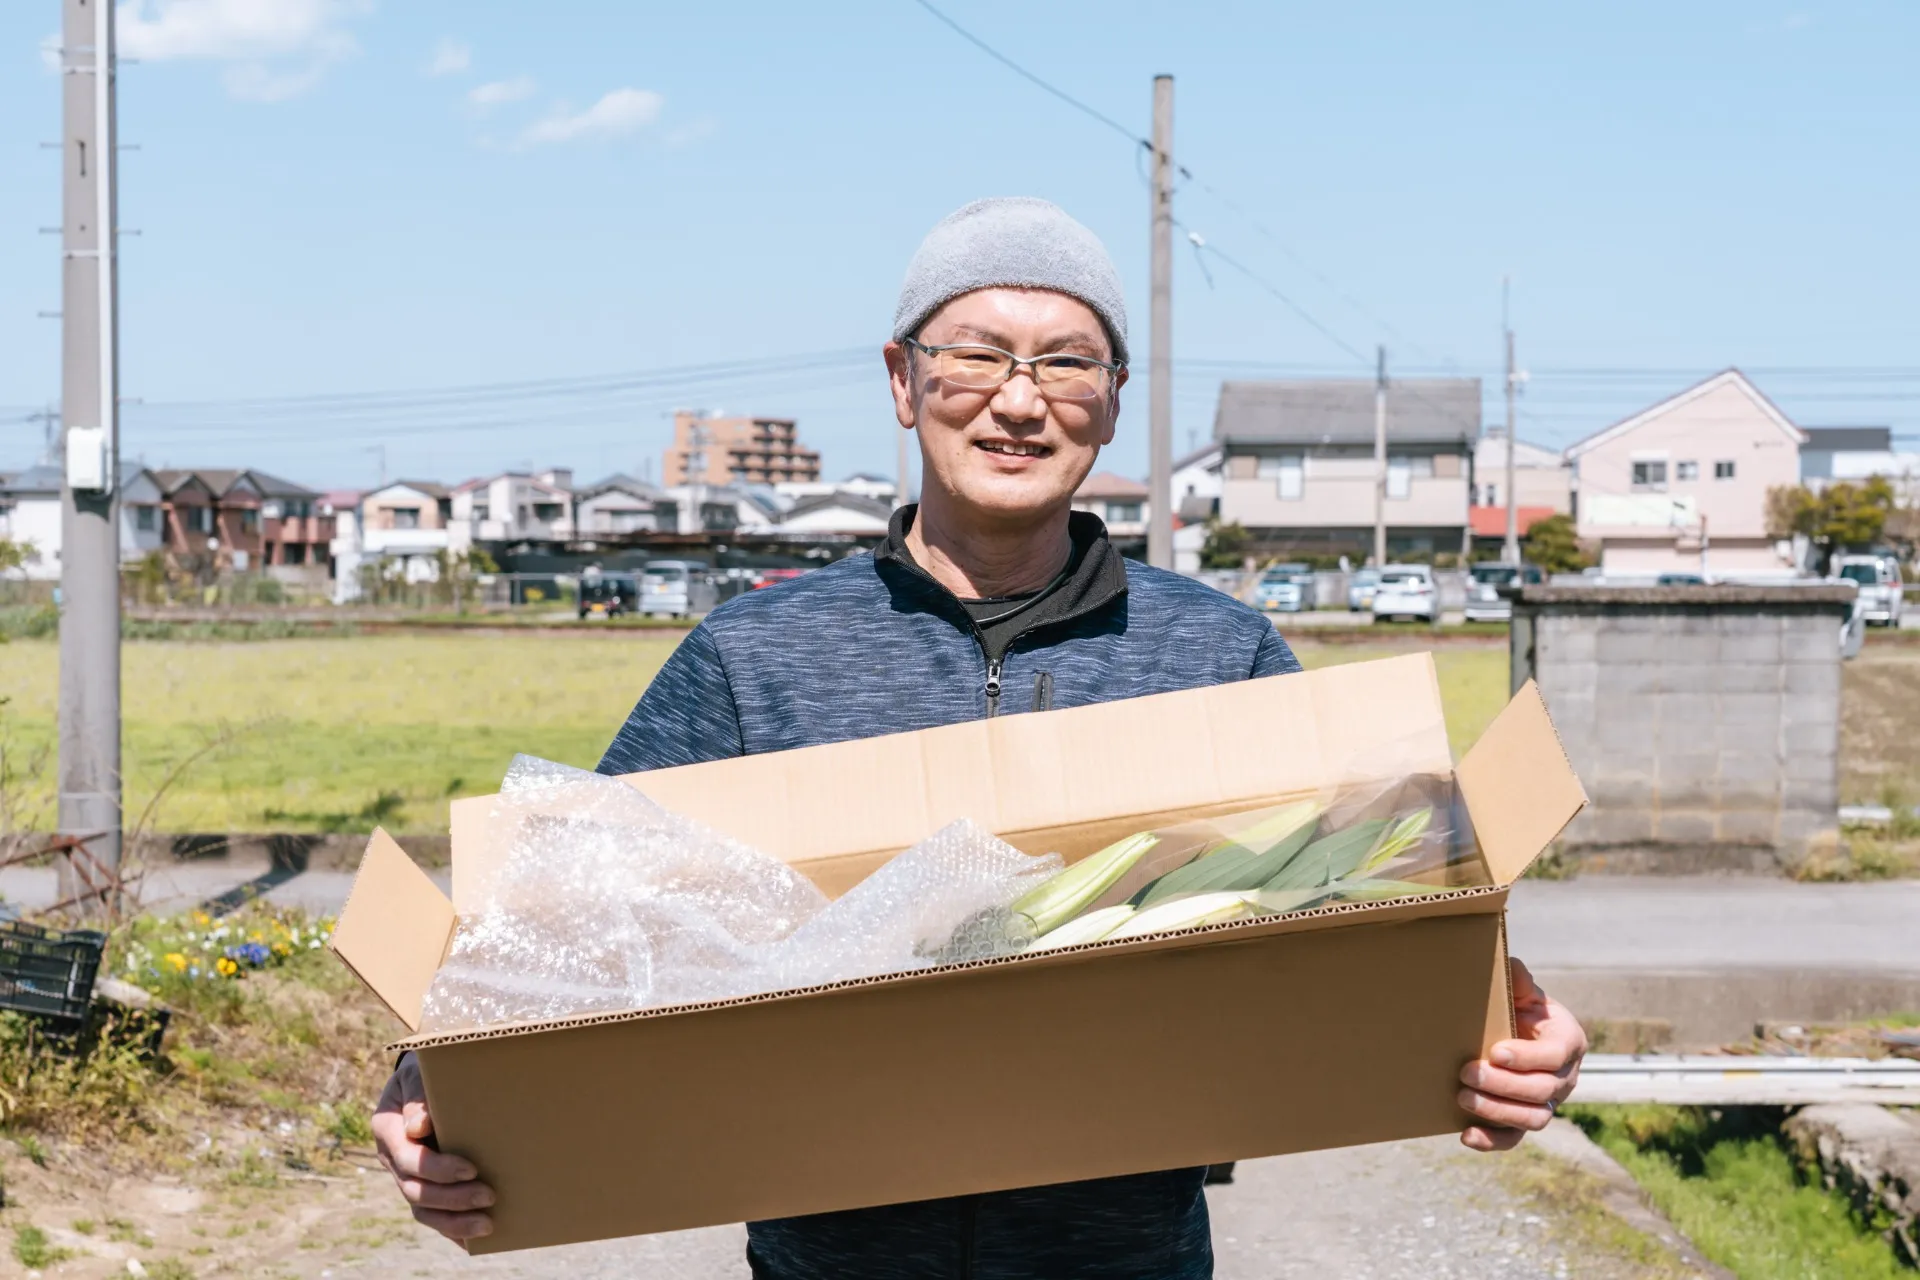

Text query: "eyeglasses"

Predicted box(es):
[904, 339, 1123, 402]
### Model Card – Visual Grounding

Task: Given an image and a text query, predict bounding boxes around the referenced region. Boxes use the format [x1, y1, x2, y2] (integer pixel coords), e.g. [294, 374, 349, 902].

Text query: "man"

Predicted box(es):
[373, 197, 1587, 1276]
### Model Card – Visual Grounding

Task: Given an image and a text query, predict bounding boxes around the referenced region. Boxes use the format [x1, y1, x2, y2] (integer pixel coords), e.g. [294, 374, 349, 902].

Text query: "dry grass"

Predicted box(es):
[1840, 643, 1920, 805]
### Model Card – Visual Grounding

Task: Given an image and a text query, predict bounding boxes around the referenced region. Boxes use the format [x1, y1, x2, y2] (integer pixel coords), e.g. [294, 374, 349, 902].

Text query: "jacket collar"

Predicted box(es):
[874, 504, 1129, 639]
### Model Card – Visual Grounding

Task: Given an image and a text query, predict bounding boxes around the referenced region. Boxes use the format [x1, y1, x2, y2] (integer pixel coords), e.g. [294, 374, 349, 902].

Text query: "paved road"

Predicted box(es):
[296, 1132, 1697, 1279]
[8, 864, 1913, 978]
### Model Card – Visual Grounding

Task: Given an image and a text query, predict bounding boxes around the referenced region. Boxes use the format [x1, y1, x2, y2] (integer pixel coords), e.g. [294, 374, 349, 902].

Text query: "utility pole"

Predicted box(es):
[1146, 74, 1174, 570]
[58, 0, 123, 895]
[1503, 278, 1521, 565]
[1372, 345, 1387, 569]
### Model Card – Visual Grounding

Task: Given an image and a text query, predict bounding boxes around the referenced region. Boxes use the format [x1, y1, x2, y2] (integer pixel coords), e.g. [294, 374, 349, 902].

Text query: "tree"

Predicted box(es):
[1766, 478, 1895, 571]
[0, 538, 36, 576]
[1522, 514, 1591, 575]
[1199, 521, 1250, 570]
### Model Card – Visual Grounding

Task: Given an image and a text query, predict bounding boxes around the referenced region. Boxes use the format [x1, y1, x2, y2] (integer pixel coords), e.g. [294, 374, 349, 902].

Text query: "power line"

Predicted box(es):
[907, 0, 1147, 149]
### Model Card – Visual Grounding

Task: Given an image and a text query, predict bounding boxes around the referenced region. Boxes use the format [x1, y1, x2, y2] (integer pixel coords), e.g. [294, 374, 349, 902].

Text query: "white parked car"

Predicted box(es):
[1832, 554, 1905, 627]
[1463, 562, 1543, 623]
[1371, 564, 1437, 623]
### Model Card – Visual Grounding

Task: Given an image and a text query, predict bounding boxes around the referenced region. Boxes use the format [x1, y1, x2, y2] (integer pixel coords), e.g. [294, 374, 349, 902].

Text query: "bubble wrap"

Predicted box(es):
[417, 756, 1061, 1034]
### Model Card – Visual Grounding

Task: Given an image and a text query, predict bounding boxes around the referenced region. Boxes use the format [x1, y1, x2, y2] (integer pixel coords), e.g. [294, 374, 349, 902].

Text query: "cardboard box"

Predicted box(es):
[331, 652, 1585, 1255]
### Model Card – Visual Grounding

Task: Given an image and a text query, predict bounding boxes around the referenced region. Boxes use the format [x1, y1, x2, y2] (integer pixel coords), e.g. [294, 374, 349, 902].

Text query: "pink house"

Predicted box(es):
[1566, 370, 1805, 578]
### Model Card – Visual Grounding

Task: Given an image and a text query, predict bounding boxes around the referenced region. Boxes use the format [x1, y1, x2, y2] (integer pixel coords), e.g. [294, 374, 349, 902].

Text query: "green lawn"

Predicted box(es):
[0, 633, 1508, 835]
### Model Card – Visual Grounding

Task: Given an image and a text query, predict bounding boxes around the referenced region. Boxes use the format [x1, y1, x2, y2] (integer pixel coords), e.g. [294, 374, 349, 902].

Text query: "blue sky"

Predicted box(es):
[2, 0, 1915, 490]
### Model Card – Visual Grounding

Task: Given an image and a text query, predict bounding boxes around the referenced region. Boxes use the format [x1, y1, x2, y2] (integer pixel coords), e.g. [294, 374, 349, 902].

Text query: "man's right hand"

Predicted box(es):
[372, 1052, 495, 1242]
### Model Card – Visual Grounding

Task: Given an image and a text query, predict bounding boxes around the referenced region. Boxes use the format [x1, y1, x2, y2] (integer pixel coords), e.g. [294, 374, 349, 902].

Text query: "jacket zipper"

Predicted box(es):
[983, 657, 1002, 718]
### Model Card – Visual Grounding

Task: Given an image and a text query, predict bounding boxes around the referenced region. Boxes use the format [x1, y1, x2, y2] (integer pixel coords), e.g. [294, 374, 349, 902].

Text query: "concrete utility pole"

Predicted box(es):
[1146, 74, 1174, 570]
[1372, 345, 1388, 569]
[1503, 278, 1521, 565]
[58, 0, 123, 891]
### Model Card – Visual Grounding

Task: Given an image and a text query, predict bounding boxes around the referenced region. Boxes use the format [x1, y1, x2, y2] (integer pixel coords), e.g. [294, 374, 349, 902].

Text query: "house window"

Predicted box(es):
[1675, 461, 1698, 481]
[134, 505, 157, 532]
[391, 506, 421, 530]
[239, 509, 259, 532]
[1481, 484, 1498, 507]
[1257, 453, 1305, 500]
[532, 502, 564, 521]
[472, 503, 490, 521]
[1631, 460, 1668, 491]
[1387, 461, 1411, 500]
[1106, 502, 1142, 523]
[188, 506, 215, 535]
[283, 543, 306, 565]
[1714, 460, 1736, 480]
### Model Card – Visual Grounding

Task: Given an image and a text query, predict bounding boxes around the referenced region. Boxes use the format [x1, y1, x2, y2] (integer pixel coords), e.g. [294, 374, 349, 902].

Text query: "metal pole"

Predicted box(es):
[1373, 345, 1387, 569]
[1146, 74, 1174, 570]
[1503, 327, 1520, 564]
[58, 0, 123, 892]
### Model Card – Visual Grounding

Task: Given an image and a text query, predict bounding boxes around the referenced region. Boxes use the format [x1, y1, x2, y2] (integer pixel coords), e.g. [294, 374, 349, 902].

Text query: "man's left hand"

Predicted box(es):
[1457, 956, 1586, 1152]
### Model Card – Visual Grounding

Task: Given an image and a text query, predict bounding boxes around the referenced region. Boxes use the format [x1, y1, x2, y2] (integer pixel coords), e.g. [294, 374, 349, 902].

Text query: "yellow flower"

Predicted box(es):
[271, 942, 291, 957]
[192, 912, 210, 926]
[215, 957, 239, 977]
[164, 952, 188, 972]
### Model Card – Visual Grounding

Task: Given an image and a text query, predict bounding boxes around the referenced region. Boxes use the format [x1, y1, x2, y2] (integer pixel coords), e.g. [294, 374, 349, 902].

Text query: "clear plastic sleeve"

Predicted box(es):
[418, 756, 1060, 1034]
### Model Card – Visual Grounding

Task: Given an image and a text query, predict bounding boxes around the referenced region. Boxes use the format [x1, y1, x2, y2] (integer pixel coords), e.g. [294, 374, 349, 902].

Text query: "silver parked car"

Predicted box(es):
[1463, 562, 1543, 623]
[1254, 563, 1316, 613]
[1832, 554, 1905, 627]
[1347, 568, 1381, 612]
[1371, 564, 1437, 623]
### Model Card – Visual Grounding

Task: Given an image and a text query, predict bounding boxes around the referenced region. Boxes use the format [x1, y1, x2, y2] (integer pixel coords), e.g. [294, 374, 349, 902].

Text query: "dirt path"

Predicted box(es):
[0, 1128, 1706, 1279]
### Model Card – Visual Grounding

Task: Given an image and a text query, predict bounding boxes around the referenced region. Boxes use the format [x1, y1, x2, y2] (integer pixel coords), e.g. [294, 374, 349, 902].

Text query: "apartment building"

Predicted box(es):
[664, 412, 822, 486]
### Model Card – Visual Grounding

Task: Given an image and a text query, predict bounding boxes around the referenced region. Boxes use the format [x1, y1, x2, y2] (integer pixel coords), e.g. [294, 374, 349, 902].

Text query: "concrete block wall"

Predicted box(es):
[1511, 586, 1854, 870]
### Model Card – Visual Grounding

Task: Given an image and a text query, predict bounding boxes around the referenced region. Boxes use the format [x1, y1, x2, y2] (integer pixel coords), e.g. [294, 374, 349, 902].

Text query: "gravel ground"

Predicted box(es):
[303, 1131, 1700, 1279]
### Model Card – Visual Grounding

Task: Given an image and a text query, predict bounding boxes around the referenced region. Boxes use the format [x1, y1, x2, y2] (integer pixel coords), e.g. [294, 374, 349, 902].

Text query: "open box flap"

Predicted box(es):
[328, 828, 456, 1033]
[446, 652, 1453, 908]
[1455, 680, 1588, 886]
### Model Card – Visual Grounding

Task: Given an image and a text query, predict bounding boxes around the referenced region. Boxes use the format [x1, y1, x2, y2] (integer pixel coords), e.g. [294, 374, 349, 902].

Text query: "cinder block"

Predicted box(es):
[1596, 713, 1657, 752]
[1653, 809, 1719, 843]
[1717, 749, 1784, 787]
[1718, 691, 1784, 729]
[1576, 808, 1656, 845]
[1716, 808, 1779, 844]
[1598, 632, 1676, 665]
[1783, 779, 1838, 811]
[1588, 773, 1653, 808]
[1777, 809, 1840, 851]
[1784, 663, 1841, 698]
[1598, 612, 1663, 635]
[1717, 611, 1782, 636]
[1783, 625, 1842, 664]
[1718, 629, 1783, 664]
[1714, 664, 1786, 695]
[1782, 692, 1840, 732]
[1536, 627, 1597, 665]
[1661, 633, 1722, 665]
[1781, 743, 1838, 781]
[1540, 666, 1599, 702]
[1657, 692, 1719, 735]
[1596, 663, 1665, 696]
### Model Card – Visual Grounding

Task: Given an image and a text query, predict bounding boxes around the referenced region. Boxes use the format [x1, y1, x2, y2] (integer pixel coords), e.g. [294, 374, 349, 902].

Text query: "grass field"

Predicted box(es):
[0, 632, 1510, 835]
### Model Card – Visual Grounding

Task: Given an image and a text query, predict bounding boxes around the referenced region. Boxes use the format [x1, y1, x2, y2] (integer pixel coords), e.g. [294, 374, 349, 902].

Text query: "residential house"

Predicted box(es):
[0, 462, 165, 580]
[1800, 427, 1919, 504]
[660, 483, 781, 534]
[1566, 369, 1804, 578]
[1171, 442, 1223, 524]
[774, 473, 897, 506]
[154, 469, 268, 572]
[357, 480, 453, 586]
[1468, 435, 1572, 555]
[448, 470, 575, 546]
[773, 492, 892, 536]
[251, 470, 333, 575]
[573, 474, 664, 537]
[1072, 471, 1149, 541]
[1214, 378, 1479, 561]
[320, 490, 362, 603]
[664, 412, 822, 486]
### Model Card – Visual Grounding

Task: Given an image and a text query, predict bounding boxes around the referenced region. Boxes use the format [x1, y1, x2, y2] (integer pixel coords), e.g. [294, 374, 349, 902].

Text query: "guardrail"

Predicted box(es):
[1572, 1054, 1920, 1105]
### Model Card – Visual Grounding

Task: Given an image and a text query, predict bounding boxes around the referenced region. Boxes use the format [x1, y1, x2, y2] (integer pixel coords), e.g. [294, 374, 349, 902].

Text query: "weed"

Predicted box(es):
[147, 1259, 198, 1280]
[107, 1216, 154, 1247]
[12, 1224, 73, 1268]
[12, 1132, 47, 1166]
[328, 1105, 374, 1148]
[1567, 1103, 1909, 1279]
[225, 1150, 280, 1189]
[0, 1017, 153, 1137]
[71, 1218, 95, 1235]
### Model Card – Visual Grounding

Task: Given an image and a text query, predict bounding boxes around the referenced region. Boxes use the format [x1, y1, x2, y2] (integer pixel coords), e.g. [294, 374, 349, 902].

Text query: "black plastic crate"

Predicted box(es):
[0, 920, 107, 1030]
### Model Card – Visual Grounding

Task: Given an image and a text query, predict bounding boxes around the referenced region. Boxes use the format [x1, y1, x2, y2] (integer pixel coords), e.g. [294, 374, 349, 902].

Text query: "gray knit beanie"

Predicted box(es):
[892, 197, 1129, 364]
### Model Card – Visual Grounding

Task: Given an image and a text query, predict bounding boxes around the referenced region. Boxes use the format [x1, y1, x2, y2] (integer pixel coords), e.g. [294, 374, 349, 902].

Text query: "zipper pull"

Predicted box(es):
[984, 657, 1002, 715]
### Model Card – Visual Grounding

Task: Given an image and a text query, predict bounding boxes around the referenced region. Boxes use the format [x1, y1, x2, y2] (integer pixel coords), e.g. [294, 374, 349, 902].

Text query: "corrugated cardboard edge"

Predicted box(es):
[328, 827, 456, 1033]
[388, 882, 1512, 1052]
[1455, 680, 1589, 886]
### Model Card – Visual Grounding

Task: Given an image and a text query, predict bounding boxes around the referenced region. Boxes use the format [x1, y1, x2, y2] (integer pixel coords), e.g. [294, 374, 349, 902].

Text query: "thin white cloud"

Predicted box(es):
[518, 87, 664, 147]
[469, 75, 536, 109]
[115, 0, 371, 101]
[39, 32, 62, 73]
[424, 37, 469, 77]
